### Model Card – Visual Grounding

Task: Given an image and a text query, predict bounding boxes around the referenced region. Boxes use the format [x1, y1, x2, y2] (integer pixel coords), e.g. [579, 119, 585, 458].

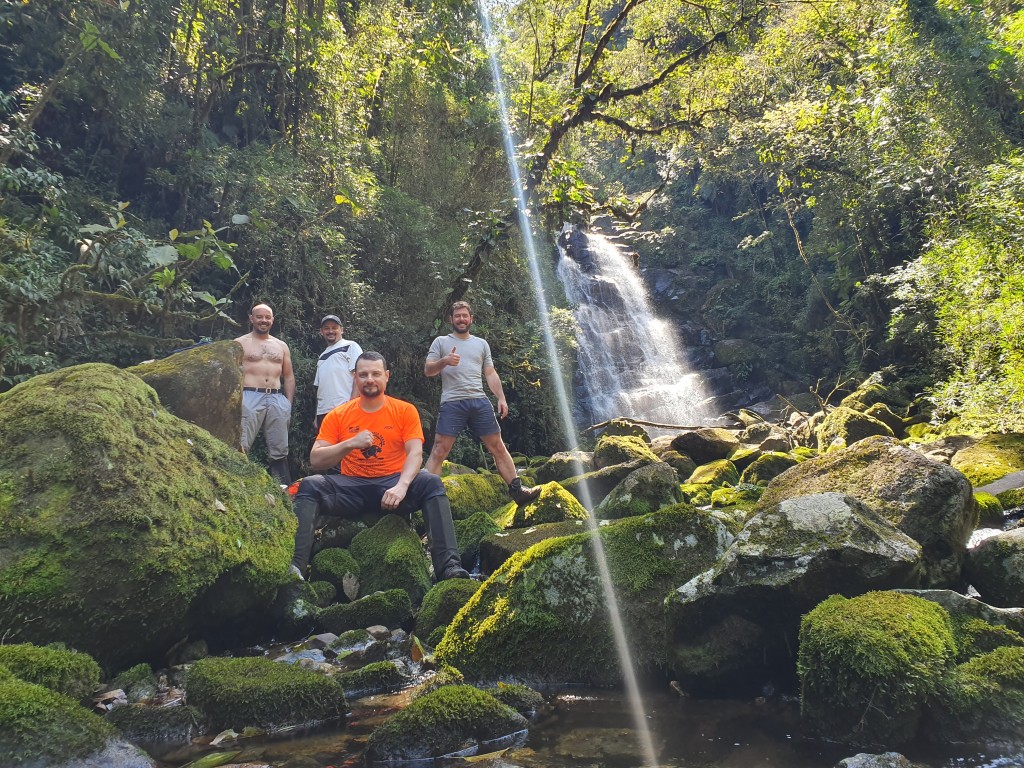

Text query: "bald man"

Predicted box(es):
[236, 303, 296, 484]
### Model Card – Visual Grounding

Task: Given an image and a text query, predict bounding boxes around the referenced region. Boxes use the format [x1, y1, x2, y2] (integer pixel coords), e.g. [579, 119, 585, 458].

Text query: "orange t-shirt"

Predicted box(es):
[316, 396, 424, 477]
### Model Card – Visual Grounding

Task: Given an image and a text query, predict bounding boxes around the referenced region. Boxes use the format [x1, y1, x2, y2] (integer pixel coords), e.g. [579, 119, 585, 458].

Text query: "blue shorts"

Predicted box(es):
[436, 397, 500, 438]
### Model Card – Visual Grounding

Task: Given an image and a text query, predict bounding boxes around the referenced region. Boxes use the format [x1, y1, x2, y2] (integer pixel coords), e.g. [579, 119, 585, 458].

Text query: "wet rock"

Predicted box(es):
[757, 432, 792, 453]
[671, 428, 741, 464]
[973, 492, 1004, 527]
[366, 685, 527, 761]
[741, 421, 773, 443]
[128, 340, 243, 449]
[964, 528, 1024, 608]
[185, 656, 348, 731]
[349, 515, 431, 606]
[487, 683, 544, 717]
[335, 660, 408, 697]
[535, 451, 595, 483]
[0, 364, 294, 669]
[667, 493, 924, 692]
[800, 592, 954, 747]
[594, 461, 682, 520]
[439, 507, 732, 684]
[757, 436, 975, 587]
[660, 449, 697, 481]
[311, 548, 360, 594]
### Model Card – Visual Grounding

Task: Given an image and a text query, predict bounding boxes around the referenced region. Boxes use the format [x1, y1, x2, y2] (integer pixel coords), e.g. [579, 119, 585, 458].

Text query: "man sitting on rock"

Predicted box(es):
[290, 351, 470, 582]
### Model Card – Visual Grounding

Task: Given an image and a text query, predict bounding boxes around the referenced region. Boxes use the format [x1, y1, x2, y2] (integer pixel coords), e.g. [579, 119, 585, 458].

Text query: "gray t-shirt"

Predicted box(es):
[427, 334, 493, 404]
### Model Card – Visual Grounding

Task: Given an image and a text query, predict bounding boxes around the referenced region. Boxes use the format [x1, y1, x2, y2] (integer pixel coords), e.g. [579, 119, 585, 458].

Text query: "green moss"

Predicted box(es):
[317, 588, 414, 634]
[0, 643, 101, 701]
[950, 433, 1024, 486]
[678, 483, 714, 505]
[487, 682, 544, 716]
[311, 548, 361, 591]
[106, 703, 200, 744]
[443, 474, 509, 519]
[790, 446, 818, 461]
[111, 662, 156, 703]
[798, 591, 956, 746]
[974, 492, 1004, 526]
[0, 677, 114, 762]
[438, 506, 730, 683]
[185, 656, 348, 730]
[301, 580, 337, 607]
[687, 460, 739, 488]
[601, 419, 651, 443]
[479, 519, 589, 572]
[510, 483, 589, 528]
[349, 515, 431, 606]
[535, 451, 594, 484]
[414, 664, 465, 698]
[996, 487, 1024, 509]
[931, 646, 1024, 740]
[727, 447, 760, 472]
[335, 661, 408, 696]
[0, 364, 294, 669]
[454, 511, 501, 568]
[365, 685, 527, 761]
[416, 579, 480, 640]
[816, 406, 893, 450]
[559, 460, 649, 508]
[709, 484, 762, 509]
[593, 435, 659, 469]
[594, 462, 683, 520]
[660, 450, 697, 482]
[951, 617, 1024, 662]
[427, 625, 448, 647]
[906, 422, 941, 441]
[740, 453, 798, 486]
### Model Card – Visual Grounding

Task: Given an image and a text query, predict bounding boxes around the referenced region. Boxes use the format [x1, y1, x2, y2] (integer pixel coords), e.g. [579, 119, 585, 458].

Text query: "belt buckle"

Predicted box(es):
[261, 387, 273, 394]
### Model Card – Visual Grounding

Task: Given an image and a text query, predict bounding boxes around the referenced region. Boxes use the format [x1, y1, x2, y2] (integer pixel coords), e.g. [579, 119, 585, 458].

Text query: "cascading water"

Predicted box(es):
[557, 226, 708, 429]
[475, 2, 660, 767]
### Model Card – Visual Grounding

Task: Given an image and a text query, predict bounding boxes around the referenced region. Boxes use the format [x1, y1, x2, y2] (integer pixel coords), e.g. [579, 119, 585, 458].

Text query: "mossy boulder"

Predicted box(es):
[757, 436, 975, 587]
[950, 433, 1024, 486]
[678, 483, 714, 506]
[479, 520, 589, 573]
[594, 462, 682, 520]
[964, 528, 1024, 608]
[727, 447, 760, 472]
[438, 507, 732, 684]
[534, 451, 594, 484]
[509, 483, 589, 528]
[973, 492, 1004, 527]
[709, 484, 763, 509]
[454, 511, 501, 569]
[487, 682, 544, 717]
[740, 452, 798, 486]
[668, 494, 924, 692]
[106, 703, 200, 745]
[559, 459, 651, 508]
[335, 660, 409, 697]
[311, 547, 361, 593]
[349, 515, 431, 606]
[929, 646, 1024, 742]
[815, 406, 894, 451]
[593, 435, 659, 469]
[300, 580, 337, 607]
[416, 579, 481, 641]
[601, 419, 651, 442]
[111, 663, 157, 703]
[688, 459, 739, 488]
[0, 364, 294, 669]
[864, 403, 906, 437]
[443, 473, 510, 519]
[0, 643, 101, 701]
[840, 379, 909, 413]
[798, 592, 956, 747]
[366, 684, 527, 761]
[128, 340, 243, 449]
[0, 676, 116, 764]
[317, 588, 414, 634]
[660, 450, 697, 482]
[671, 428, 741, 465]
[997, 486, 1024, 509]
[185, 656, 348, 731]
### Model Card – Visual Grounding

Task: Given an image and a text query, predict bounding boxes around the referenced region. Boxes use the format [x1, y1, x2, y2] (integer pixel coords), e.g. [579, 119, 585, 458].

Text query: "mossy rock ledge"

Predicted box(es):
[437, 506, 732, 684]
[757, 436, 975, 588]
[0, 364, 295, 669]
[365, 684, 528, 761]
[667, 493, 924, 693]
[593, 461, 682, 520]
[964, 528, 1024, 609]
[349, 514, 431, 606]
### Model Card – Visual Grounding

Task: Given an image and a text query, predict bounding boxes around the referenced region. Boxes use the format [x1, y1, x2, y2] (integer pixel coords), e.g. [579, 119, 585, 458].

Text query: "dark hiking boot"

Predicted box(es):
[437, 562, 471, 580]
[423, 495, 469, 581]
[508, 477, 541, 505]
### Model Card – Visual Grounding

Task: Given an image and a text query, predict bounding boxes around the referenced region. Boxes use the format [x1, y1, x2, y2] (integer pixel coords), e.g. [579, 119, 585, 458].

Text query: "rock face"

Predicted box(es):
[965, 528, 1024, 608]
[593, 462, 682, 520]
[128, 340, 243, 449]
[671, 428, 740, 465]
[438, 507, 732, 684]
[757, 436, 975, 587]
[0, 364, 294, 668]
[667, 493, 923, 691]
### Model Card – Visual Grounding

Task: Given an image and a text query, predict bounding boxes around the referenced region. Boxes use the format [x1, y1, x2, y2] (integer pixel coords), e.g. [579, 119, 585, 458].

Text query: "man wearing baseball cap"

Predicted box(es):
[315, 314, 363, 430]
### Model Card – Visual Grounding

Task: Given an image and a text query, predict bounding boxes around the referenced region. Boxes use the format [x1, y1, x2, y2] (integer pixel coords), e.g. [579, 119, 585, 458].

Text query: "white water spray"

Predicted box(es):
[476, 3, 660, 766]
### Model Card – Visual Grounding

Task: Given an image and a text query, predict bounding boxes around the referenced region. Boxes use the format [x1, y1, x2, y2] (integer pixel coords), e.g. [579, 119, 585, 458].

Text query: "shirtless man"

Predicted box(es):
[236, 303, 296, 485]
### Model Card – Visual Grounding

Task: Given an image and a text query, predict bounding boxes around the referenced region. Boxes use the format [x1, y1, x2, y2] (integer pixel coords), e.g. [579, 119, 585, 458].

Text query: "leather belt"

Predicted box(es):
[244, 386, 280, 394]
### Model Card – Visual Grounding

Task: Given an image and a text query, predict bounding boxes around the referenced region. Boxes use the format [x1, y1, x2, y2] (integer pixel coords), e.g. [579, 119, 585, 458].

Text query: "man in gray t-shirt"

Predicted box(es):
[424, 301, 540, 505]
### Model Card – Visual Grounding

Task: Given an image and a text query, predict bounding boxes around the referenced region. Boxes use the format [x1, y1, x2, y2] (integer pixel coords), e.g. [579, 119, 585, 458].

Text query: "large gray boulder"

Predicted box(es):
[593, 462, 682, 520]
[757, 436, 975, 587]
[128, 340, 243, 449]
[671, 428, 740, 465]
[964, 528, 1024, 608]
[667, 493, 923, 691]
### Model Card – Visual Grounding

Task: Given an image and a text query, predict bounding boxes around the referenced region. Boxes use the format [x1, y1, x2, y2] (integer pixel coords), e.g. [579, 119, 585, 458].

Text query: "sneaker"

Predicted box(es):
[508, 479, 541, 505]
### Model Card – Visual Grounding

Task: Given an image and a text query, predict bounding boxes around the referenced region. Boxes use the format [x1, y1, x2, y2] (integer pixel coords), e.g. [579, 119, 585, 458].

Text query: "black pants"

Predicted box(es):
[295, 470, 445, 516]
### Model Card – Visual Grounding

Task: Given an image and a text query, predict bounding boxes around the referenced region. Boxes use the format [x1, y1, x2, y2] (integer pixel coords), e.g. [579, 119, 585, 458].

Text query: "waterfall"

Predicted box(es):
[556, 225, 708, 428]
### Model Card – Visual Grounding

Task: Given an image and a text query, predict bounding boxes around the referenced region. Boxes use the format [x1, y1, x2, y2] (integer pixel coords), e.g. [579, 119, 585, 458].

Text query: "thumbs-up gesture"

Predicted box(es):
[444, 346, 461, 367]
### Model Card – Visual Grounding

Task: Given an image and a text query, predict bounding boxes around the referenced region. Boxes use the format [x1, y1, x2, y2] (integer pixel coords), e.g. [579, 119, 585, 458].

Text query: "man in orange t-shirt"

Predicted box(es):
[290, 351, 470, 582]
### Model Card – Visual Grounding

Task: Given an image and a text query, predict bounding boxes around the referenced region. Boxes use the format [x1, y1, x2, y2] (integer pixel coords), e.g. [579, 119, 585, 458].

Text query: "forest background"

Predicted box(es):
[2, 0, 1024, 470]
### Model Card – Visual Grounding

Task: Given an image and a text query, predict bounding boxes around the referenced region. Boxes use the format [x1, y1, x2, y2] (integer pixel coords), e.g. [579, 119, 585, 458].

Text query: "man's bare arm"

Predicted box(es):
[381, 438, 424, 510]
[484, 365, 509, 418]
[282, 344, 296, 402]
[309, 431, 372, 470]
